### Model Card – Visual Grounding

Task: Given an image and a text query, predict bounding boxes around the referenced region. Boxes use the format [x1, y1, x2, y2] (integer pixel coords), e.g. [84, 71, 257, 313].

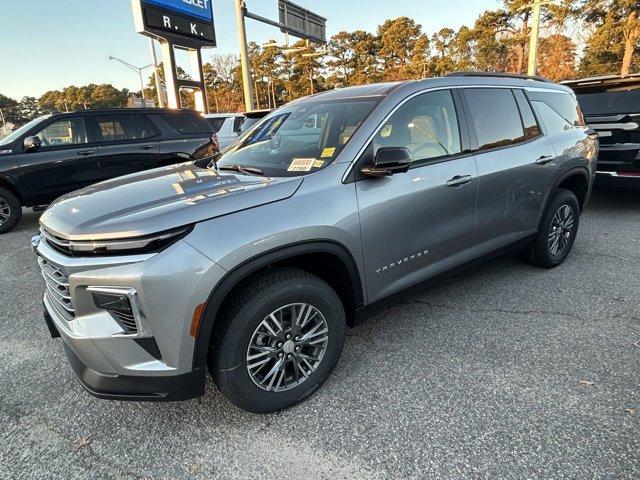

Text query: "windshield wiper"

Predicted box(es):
[218, 164, 264, 176]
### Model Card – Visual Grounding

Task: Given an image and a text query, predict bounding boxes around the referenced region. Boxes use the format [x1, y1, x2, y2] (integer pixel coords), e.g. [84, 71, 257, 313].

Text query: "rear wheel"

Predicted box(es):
[524, 188, 580, 268]
[0, 188, 22, 234]
[209, 268, 346, 413]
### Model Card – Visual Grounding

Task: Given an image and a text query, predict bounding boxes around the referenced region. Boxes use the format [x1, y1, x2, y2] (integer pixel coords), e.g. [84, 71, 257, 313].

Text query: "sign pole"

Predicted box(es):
[234, 0, 255, 111]
[160, 40, 180, 109]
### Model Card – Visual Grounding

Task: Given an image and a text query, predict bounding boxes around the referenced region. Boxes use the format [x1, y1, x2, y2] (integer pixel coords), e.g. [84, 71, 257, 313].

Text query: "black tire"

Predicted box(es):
[524, 188, 580, 268]
[209, 268, 346, 413]
[0, 187, 22, 234]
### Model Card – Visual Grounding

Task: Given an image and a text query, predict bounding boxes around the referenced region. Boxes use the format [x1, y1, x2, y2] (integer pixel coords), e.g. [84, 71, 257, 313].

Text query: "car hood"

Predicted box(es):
[40, 162, 303, 240]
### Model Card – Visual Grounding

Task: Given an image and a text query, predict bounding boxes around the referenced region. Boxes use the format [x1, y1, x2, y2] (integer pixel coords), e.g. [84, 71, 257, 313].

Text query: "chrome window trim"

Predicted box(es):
[341, 84, 565, 183]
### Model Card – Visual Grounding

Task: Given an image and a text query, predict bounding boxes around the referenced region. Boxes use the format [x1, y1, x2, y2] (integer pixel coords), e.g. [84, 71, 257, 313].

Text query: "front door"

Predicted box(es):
[355, 89, 479, 303]
[13, 115, 100, 205]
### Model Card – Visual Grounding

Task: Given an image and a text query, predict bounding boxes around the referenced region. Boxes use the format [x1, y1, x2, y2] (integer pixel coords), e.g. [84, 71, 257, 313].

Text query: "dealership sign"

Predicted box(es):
[132, 0, 216, 46]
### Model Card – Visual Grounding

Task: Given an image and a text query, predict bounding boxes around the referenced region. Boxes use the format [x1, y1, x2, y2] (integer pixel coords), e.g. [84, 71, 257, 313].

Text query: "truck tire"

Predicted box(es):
[209, 268, 346, 413]
[0, 187, 22, 234]
[524, 188, 580, 268]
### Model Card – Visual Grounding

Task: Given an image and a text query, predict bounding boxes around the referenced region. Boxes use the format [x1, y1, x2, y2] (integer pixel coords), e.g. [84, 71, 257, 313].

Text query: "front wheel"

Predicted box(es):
[209, 268, 346, 413]
[524, 188, 580, 268]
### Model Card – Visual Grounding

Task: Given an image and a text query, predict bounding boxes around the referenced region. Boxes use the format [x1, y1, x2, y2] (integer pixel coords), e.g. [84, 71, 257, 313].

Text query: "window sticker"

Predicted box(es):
[321, 147, 336, 158]
[313, 160, 325, 168]
[287, 158, 316, 172]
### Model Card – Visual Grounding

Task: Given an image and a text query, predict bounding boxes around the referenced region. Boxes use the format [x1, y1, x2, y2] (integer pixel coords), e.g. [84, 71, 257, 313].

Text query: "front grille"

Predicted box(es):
[38, 256, 74, 319]
[41, 228, 73, 256]
[112, 311, 138, 335]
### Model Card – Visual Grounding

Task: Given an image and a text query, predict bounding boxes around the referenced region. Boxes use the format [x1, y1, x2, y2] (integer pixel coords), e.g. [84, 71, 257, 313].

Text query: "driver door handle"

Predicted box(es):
[535, 155, 554, 165]
[446, 175, 472, 187]
[139, 145, 157, 150]
[76, 149, 96, 156]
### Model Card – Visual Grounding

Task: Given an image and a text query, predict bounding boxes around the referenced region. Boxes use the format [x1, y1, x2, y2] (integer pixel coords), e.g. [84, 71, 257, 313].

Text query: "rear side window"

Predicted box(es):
[94, 114, 157, 142]
[527, 91, 585, 127]
[206, 117, 226, 133]
[465, 88, 524, 150]
[163, 113, 211, 134]
[513, 89, 541, 140]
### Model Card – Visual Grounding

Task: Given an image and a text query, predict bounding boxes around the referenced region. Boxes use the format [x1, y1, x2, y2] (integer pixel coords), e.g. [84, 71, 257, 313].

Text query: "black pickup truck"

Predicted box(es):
[564, 75, 640, 181]
[0, 108, 217, 233]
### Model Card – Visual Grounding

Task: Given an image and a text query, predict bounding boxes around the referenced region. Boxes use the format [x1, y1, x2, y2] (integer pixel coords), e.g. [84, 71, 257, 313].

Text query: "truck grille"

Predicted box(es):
[38, 256, 74, 318]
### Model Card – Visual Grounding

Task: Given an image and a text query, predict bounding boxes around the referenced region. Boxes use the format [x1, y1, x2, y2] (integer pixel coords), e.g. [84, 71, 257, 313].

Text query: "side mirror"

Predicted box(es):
[361, 146, 412, 177]
[23, 136, 41, 153]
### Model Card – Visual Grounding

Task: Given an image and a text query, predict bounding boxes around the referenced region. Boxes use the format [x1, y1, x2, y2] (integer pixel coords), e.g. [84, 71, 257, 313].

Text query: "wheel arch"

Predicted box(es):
[0, 176, 23, 205]
[555, 167, 590, 209]
[192, 240, 365, 369]
[537, 166, 590, 230]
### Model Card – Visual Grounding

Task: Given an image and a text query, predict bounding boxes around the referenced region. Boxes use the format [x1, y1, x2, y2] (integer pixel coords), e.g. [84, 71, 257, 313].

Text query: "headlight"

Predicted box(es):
[41, 225, 193, 256]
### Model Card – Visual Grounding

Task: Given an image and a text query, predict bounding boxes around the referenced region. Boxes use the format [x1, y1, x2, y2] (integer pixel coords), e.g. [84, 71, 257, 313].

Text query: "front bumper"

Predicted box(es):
[34, 231, 226, 401]
[63, 342, 205, 401]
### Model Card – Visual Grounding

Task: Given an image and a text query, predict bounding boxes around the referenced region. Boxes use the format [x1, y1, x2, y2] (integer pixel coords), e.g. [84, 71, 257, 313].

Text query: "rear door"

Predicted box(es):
[356, 89, 479, 303]
[461, 87, 557, 254]
[12, 115, 100, 204]
[89, 113, 160, 180]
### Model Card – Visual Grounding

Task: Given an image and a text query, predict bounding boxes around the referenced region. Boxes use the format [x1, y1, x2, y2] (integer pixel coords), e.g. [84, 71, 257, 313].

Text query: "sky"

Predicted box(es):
[0, 0, 500, 100]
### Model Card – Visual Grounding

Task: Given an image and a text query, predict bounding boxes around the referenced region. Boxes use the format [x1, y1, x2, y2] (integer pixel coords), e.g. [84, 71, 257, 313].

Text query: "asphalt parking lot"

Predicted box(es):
[1, 186, 638, 479]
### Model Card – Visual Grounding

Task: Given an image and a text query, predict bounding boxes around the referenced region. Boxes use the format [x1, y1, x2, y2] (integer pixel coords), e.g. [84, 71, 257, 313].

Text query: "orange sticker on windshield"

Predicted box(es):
[321, 147, 336, 158]
[287, 158, 316, 172]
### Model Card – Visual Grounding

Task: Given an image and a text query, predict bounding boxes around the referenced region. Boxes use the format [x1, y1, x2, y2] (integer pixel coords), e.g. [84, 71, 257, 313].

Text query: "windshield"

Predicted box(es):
[576, 89, 640, 115]
[215, 97, 380, 176]
[0, 115, 50, 146]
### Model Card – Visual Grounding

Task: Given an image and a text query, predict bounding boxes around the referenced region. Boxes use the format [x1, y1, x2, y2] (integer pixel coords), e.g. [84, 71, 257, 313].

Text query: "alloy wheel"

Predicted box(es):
[246, 303, 329, 392]
[0, 197, 10, 226]
[547, 204, 574, 256]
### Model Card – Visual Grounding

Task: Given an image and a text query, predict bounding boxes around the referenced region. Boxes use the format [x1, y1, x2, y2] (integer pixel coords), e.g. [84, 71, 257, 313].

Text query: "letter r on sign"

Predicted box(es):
[163, 16, 171, 28]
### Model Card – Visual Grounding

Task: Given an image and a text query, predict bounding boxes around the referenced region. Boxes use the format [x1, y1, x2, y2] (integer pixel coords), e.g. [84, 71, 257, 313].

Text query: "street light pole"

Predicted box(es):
[149, 39, 166, 108]
[234, 0, 254, 111]
[108, 56, 153, 107]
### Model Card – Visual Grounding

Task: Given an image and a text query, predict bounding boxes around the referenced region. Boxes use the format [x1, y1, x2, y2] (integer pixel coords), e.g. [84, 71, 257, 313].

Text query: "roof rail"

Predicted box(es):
[445, 71, 553, 83]
[561, 74, 640, 88]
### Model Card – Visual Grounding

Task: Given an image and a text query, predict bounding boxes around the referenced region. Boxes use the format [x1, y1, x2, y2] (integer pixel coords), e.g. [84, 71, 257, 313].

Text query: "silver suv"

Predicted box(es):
[32, 74, 597, 413]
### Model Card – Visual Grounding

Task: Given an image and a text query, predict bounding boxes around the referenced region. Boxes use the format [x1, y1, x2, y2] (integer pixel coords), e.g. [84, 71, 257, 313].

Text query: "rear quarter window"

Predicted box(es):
[160, 113, 212, 135]
[527, 91, 585, 127]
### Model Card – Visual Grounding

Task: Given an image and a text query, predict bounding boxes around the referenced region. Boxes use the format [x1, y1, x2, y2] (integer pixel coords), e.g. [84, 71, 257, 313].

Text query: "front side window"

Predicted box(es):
[465, 88, 525, 150]
[372, 89, 461, 162]
[35, 117, 88, 148]
[215, 97, 380, 177]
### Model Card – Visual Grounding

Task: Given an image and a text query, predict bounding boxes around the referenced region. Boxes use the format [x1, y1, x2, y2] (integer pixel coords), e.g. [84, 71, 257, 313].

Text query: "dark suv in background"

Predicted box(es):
[564, 75, 640, 180]
[0, 108, 217, 233]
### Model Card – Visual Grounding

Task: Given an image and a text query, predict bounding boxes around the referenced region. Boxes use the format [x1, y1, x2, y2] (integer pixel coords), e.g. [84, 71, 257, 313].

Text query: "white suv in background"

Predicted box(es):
[204, 113, 245, 149]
